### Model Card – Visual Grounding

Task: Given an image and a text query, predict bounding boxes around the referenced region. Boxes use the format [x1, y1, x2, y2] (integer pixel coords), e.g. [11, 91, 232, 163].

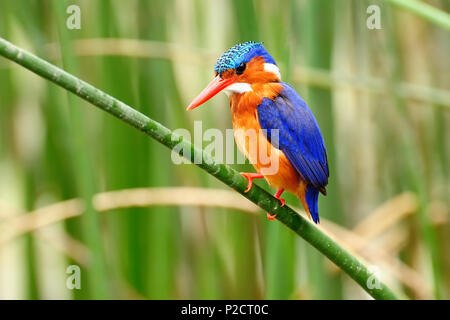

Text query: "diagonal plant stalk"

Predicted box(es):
[0, 36, 399, 300]
[384, 0, 450, 31]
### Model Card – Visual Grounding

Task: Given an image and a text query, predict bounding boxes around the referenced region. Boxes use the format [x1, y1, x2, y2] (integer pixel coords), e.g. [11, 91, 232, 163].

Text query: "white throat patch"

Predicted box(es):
[264, 63, 281, 80]
[223, 82, 253, 96]
[222, 63, 281, 96]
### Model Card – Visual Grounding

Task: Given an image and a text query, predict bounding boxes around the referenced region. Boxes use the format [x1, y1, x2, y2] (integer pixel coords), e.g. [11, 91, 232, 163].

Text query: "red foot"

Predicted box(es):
[240, 172, 264, 193]
[267, 212, 277, 220]
[266, 189, 285, 221]
[274, 188, 285, 207]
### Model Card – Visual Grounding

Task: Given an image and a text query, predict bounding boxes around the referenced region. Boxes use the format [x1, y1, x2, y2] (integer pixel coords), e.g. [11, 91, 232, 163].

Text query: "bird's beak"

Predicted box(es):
[186, 75, 236, 111]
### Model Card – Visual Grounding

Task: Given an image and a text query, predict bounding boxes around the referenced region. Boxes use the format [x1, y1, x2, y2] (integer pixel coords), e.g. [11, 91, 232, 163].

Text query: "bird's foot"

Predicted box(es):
[266, 212, 277, 220]
[240, 172, 264, 193]
[266, 189, 285, 221]
[274, 188, 285, 207]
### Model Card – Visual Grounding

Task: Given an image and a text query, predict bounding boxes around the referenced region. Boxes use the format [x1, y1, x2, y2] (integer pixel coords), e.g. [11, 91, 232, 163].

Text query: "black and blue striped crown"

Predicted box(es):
[214, 41, 276, 74]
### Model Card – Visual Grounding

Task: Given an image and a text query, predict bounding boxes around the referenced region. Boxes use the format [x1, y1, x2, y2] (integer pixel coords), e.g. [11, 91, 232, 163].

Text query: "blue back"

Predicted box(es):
[257, 83, 329, 189]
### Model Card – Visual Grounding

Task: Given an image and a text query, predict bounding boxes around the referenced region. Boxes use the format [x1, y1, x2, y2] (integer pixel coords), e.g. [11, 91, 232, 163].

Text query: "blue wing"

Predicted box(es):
[257, 83, 329, 192]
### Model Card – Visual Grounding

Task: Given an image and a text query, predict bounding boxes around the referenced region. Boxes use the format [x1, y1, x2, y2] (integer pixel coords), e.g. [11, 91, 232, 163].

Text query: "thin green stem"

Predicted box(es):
[51, 0, 109, 299]
[384, 0, 450, 30]
[0, 37, 399, 300]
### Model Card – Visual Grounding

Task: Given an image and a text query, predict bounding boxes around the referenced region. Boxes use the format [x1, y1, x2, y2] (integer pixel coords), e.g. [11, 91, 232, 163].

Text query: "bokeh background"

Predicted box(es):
[0, 0, 448, 300]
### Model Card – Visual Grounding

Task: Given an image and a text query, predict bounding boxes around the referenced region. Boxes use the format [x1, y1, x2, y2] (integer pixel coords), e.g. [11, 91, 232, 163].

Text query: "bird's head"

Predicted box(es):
[187, 41, 280, 110]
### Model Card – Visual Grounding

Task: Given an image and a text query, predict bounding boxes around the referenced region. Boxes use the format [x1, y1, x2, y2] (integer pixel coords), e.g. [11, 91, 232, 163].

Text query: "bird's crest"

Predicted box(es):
[214, 41, 276, 74]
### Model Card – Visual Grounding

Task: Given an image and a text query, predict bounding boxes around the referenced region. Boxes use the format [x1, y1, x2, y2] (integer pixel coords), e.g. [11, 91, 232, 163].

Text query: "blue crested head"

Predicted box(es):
[214, 41, 276, 74]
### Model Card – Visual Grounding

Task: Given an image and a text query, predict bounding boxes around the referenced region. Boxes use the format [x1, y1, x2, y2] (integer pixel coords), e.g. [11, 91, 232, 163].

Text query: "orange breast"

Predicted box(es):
[229, 84, 301, 193]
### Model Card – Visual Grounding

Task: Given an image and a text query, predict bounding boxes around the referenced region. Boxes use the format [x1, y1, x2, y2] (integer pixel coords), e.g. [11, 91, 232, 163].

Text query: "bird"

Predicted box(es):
[186, 41, 328, 223]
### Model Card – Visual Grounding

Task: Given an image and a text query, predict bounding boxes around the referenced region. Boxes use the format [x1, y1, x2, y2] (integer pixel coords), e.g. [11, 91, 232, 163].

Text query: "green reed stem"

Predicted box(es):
[385, 0, 450, 30]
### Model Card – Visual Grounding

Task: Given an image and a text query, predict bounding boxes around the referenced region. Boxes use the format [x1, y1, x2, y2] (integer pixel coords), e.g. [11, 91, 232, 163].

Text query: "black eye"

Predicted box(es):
[235, 62, 246, 75]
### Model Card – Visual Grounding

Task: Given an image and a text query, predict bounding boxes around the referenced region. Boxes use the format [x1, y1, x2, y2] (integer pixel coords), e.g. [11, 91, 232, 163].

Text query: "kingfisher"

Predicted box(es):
[187, 42, 328, 223]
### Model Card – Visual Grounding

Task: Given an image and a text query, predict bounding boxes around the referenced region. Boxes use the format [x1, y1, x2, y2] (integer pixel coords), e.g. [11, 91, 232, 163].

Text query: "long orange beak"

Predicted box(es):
[186, 75, 236, 111]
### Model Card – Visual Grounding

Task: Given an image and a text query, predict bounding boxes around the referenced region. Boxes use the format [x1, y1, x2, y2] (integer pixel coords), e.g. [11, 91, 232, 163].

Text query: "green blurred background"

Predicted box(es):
[0, 0, 448, 300]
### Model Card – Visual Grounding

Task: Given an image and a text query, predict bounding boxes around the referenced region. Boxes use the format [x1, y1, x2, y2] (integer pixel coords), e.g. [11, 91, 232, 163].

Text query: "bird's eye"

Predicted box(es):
[235, 62, 246, 75]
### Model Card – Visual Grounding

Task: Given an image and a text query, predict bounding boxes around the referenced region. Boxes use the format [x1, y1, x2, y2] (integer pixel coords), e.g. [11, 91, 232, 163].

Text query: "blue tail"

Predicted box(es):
[305, 184, 320, 224]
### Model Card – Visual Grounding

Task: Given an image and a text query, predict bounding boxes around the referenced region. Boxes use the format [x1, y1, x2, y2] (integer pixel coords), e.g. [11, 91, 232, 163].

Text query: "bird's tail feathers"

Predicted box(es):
[304, 184, 320, 224]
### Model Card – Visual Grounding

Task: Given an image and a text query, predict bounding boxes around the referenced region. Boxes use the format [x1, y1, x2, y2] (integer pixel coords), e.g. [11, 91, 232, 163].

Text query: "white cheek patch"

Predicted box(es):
[264, 63, 281, 80]
[223, 82, 253, 96]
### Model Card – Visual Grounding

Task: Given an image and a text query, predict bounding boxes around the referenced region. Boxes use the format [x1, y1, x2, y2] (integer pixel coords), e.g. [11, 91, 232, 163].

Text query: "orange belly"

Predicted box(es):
[233, 122, 301, 193]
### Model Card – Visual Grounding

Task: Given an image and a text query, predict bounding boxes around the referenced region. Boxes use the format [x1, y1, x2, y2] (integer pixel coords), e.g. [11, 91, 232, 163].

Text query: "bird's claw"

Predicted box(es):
[266, 188, 285, 221]
[240, 173, 253, 193]
[274, 188, 285, 207]
[240, 172, 264, 193]
[267, 212, 277, 220]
